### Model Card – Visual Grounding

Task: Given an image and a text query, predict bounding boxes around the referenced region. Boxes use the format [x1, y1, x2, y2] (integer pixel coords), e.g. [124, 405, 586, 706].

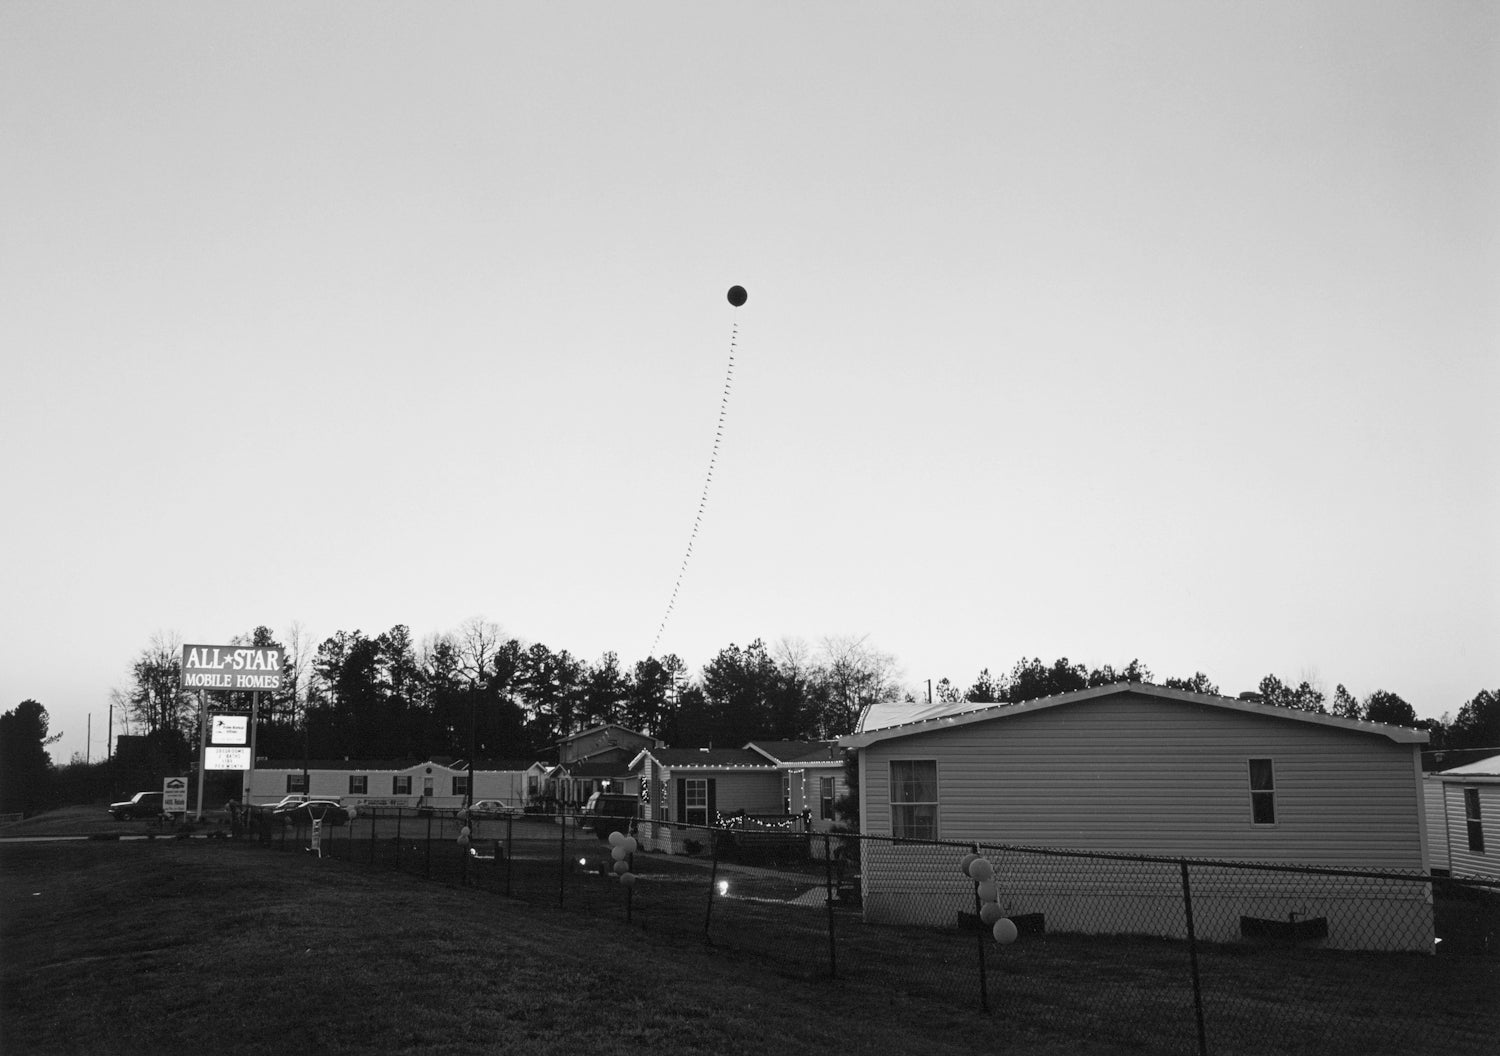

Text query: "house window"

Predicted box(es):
[392, 775, 412, 795]
[1465, 787, 1485, 853]
[287, 773, 307, 793]
[889, 760, 938, 839]
[820, 777, 835, 821]
[348, 775, 367, 795]
[1249, 758, 1276, 825]
[685, 778, 708, 826]
[453, 775, 469, 797]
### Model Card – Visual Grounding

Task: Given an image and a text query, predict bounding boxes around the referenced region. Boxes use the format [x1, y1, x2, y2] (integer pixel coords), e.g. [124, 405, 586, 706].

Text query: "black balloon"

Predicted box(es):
[727, 285, 747, 307]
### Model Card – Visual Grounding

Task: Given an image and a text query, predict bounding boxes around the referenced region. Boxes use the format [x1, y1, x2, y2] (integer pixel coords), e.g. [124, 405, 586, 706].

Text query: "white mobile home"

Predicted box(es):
[746, 740, 848, 831]
[247, 758, 546, 812]
[1429, 754, 1499, 880]
[840, 683, 1432, 951]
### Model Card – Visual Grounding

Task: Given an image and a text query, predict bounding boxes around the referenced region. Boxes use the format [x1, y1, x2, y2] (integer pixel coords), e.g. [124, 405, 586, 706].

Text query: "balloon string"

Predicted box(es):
[651, 319, 737, 658]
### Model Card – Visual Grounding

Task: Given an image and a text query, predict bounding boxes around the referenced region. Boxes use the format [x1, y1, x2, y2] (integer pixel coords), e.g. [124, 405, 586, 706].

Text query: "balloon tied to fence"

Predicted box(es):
[609, 829, 639, 887]
[961, 852, 1018, 945]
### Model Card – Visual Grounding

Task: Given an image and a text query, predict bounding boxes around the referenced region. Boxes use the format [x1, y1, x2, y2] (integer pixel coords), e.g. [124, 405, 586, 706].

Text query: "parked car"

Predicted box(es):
[466, 799, 523, 819]
[581, 791, 638, 839]
[272, 798, 349, 826]
[108, 791, 165, 821]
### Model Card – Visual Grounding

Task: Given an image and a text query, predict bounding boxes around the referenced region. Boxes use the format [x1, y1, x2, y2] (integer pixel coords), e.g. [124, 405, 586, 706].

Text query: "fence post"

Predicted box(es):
[504, 813, 513, 898]
[369, 808, 377, 866]
[425, 812, 432, 880]
[974, 842, 990, 1015]
[461, 820, 470, 888]
[824, 831, 837, 978]
[1180, 860, 1208, 1056]
[704, 827, 720, 943]
[558, 811, 568, 907]
[395, 809, 403, 869]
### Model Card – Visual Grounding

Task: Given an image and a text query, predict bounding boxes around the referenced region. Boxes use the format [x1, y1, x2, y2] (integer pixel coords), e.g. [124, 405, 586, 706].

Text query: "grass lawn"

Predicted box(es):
[4, 808, 1497, 1055]
[0, 834, 1119, 1056]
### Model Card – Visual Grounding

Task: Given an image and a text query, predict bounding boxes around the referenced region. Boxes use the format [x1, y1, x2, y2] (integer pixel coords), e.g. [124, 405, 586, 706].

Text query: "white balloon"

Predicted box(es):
[980, 902, 1004, 926]
[621, 836, 637, 854]
[967, 858, 994, 882]
[993, 918, 1018, 945]
[608, 830, 625, 846]
[611, 845, 628, 861]
[620, 872, 637, 887]
[958, 852, 979, 876]
[976, 880, 998, 903]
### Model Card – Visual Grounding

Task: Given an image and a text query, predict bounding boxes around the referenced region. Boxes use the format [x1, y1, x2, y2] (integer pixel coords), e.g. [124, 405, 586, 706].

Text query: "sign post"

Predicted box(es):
[180, 645, 284, 822]
[163, 776, 188, 817]
[194, 690, 208, 820]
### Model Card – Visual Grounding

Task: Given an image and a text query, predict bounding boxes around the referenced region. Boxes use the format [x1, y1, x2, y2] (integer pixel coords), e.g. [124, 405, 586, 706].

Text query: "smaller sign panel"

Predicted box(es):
[163, 776, 188, 814]
[205, 747, 252, 771]
[180, 645, 285, 691]
[210, 714, 249, 745]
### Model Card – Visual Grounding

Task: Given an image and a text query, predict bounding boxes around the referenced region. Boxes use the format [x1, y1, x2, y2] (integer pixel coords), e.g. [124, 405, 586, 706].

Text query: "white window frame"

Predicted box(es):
[889, 759, 939, 840]
[1464, 787, 1485, 853]
[348, 775, 368, 795]
[392, 775, 412, 795]
[1248, 758, 1276, 825]
[685, 778, 709, 826]
[820, 776, 835, 821]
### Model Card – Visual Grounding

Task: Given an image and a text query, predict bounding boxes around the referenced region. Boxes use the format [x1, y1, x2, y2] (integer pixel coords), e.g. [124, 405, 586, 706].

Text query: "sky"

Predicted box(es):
[2, 2, 1496, 766]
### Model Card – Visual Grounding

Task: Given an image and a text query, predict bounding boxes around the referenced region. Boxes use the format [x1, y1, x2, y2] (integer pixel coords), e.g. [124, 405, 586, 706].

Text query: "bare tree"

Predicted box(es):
[457, 616, 505, 690]
[126, 630, 192, 735]
[282, 620, 313, 729]
[813, 634, 902, 738]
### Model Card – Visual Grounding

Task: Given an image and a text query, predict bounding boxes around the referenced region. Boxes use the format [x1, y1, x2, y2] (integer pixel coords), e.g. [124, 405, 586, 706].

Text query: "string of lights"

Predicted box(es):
[650, 288, 746, 658]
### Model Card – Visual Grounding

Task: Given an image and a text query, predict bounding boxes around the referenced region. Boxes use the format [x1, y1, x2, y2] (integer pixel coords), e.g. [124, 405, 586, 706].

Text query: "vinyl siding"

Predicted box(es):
[784, 766, 847, 829]
[860, 692, 1424, 870]
[634, 758, 783, 853]
[687, 771, 782, 815]
[1441, 781, 1498, 879]
[1423, 777, 1451, 872]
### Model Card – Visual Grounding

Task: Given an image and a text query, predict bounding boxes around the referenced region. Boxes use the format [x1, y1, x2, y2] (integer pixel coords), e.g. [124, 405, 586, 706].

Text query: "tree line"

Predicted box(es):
[105, 623, 908, 765]
[107, 624, 1497, 763]
[3, 624, 1497, 817]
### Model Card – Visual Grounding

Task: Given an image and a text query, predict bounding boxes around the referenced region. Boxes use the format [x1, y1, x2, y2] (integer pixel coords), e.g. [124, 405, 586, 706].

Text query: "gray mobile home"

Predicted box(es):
[840, 683, 1432, 951]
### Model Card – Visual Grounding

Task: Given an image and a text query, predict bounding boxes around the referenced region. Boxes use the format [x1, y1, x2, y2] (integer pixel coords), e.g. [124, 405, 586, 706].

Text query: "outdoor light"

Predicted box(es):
[717, 880, 729, 896]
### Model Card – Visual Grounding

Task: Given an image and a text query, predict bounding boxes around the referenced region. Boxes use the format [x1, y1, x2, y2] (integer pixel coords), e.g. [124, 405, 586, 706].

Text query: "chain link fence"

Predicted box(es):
[254, 810, 1499, 1055]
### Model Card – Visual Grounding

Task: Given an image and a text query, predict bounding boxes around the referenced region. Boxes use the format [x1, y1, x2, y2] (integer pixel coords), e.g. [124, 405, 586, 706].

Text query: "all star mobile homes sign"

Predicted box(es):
[180, 644, 284, 691]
